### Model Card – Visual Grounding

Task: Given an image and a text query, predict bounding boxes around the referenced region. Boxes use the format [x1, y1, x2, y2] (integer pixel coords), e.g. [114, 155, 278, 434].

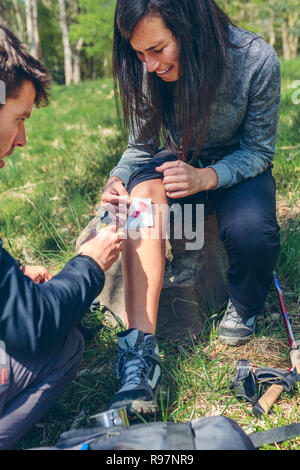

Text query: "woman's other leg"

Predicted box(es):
[216, 168, 280, 345]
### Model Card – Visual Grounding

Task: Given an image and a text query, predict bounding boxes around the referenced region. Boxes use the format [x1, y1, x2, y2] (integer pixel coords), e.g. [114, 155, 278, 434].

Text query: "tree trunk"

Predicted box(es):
[25, 0, 34, 56]
[73, 38, 83, 84]
[25, 0, 40, 60]
[281, 20, 291, 60]
[12, 0, 25, 41]
[288, 14, 299, 59]
[31, 0, 42, 60]
[58, 0, 73, 85]
[268, 10, 276, 48]
[290, 36, 298, 59]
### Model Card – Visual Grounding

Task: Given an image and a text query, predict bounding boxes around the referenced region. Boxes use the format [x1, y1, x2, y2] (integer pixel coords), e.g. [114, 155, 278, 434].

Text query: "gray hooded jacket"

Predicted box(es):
[110, 26, 281, 189]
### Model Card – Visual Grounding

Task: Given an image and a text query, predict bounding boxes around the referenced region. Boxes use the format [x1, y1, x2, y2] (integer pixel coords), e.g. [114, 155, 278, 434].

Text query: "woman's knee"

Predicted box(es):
[130, 178, 167, 204]
[221, 214, 280, 257]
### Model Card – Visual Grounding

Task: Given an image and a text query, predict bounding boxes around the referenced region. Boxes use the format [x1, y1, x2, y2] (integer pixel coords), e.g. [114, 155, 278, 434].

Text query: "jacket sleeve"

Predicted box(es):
[109, 106, 161, 187]
[0, 239, 105, 358]
[209, 48, 281, 188]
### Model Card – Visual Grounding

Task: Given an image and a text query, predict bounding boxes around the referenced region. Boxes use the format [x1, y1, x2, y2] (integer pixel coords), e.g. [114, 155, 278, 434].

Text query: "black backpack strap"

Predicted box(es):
[230, 360, 299, 406]
[249, 423, 300, 449]
[166, 422, 195, 450]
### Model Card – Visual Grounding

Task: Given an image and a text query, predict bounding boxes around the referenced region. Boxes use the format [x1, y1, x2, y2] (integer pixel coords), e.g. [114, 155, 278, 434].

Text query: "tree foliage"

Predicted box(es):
[0, 0, 298, 84]
[70, 0, 115, 78]
[70, 0, 115, 57]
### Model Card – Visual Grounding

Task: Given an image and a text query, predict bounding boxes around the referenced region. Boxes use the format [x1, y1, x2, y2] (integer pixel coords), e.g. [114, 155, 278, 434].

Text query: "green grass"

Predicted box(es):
[274, 58, 300, 205]
[0, 61, 299, 450]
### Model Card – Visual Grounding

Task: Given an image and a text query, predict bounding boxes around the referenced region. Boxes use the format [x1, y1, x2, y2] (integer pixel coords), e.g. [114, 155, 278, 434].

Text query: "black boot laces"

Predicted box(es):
[115, 341, 153, 386]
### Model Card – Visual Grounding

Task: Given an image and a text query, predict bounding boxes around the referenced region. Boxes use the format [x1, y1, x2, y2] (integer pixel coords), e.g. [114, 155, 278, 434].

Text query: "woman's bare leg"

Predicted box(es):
[122, 179, 168, 335]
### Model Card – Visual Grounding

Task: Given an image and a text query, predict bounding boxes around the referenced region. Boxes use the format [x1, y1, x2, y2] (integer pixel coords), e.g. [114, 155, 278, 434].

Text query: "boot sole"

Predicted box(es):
[111, 387, 161, 415]
[110, 398, 159, 414]
[218, 334, 253, 346]
[129, 399, 159, 414]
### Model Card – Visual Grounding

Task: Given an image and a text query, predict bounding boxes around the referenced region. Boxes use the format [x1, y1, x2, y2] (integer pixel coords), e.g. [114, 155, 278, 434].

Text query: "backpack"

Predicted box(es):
[32, 415, 300, 451]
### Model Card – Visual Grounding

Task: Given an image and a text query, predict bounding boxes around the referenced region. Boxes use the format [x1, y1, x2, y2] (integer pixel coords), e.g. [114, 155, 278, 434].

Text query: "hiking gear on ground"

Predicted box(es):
[230, 359, 299, 418]
[89, 406, 129, 428]
[32, 415, 300, 450]
[230, 359, 298, 403]
[252, 272, 300, 416]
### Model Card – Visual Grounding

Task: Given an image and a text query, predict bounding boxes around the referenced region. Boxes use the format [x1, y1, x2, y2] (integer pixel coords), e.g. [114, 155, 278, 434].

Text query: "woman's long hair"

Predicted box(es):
[113, 0, 235, 161]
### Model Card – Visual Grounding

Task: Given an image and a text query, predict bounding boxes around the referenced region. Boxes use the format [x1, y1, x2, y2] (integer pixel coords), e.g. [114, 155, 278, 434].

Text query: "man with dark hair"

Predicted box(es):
[0, 23, 50, 107]
[0, 23, 123, 449]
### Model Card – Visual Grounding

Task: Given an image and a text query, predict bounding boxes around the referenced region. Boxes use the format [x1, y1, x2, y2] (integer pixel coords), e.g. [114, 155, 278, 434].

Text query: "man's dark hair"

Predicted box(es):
[113, 0, 235, 161]
[0, 22, 50, 107]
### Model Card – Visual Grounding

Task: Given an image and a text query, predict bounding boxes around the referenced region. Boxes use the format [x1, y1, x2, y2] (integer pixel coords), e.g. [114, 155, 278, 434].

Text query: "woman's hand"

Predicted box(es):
[101, 177, 131, 225]
[156, 161, 218, 198]
[23, 266, 54, 283]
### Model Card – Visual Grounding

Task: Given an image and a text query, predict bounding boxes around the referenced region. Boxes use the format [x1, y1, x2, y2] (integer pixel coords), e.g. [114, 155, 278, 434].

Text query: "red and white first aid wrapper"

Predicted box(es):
[126, 198, 153, 229]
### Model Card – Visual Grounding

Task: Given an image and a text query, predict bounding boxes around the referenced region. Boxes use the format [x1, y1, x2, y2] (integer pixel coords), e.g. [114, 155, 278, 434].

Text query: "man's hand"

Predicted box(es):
[156, 161, 218, 198]
[77, 224, 124, 272]
[101, 177, 131, 225]
[23, 266, 54, 284]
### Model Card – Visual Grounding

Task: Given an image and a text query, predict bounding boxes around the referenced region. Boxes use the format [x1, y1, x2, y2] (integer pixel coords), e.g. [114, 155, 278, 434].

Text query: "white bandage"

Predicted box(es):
[126, 198, 153, 230]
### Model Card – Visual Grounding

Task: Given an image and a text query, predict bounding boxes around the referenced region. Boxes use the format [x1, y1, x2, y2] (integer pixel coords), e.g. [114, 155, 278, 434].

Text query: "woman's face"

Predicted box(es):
[130, 14, 180, 82]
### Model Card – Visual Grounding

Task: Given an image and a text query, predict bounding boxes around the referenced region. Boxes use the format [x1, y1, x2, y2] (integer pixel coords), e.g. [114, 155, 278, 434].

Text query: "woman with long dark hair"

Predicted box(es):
[102, 0, 281, 414]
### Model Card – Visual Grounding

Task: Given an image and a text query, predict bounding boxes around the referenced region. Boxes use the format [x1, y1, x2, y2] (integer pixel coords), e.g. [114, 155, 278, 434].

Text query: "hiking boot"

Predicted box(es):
[218, 300, 256, 346]
[110, 328, 162, 414]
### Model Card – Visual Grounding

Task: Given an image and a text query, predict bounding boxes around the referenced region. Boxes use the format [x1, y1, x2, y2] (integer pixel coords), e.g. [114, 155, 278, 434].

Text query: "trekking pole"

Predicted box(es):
[252, 271, 300, 418]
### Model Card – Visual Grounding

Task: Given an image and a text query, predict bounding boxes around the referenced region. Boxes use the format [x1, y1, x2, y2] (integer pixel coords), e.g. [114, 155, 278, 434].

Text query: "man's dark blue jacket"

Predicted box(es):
[0, 238, 105, 358]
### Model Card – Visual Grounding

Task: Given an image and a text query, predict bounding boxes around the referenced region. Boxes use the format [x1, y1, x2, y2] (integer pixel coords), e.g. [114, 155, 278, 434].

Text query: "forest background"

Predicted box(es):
[0, 0, 299, 85]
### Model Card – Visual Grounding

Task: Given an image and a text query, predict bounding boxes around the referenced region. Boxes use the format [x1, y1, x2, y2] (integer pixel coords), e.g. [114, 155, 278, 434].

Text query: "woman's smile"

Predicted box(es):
[156, 65, 173, 76]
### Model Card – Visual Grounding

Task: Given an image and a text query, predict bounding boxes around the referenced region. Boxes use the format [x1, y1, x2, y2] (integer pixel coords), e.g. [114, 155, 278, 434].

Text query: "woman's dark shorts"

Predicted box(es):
[126, 150, 179, 195]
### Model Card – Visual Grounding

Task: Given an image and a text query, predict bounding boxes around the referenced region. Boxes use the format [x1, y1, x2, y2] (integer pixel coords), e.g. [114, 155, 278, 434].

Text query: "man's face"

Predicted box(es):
[0, 80, 36, 169]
